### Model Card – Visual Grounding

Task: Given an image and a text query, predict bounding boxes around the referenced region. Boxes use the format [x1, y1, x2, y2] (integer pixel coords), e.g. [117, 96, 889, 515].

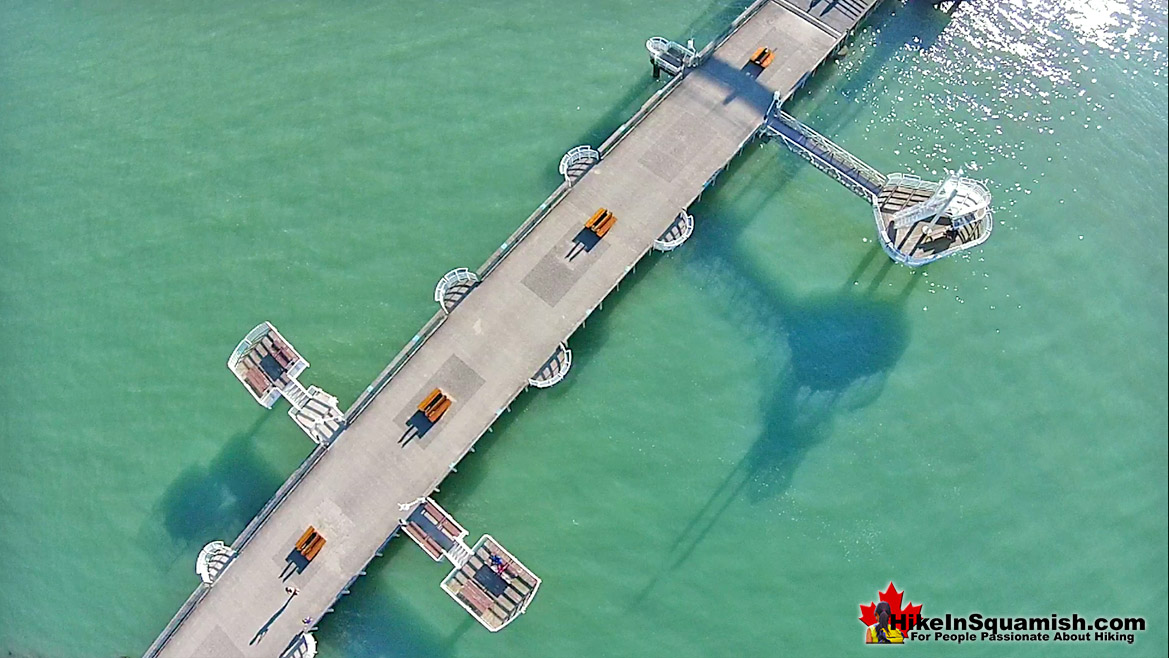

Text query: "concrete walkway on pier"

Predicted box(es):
[151, 1, 878, 656]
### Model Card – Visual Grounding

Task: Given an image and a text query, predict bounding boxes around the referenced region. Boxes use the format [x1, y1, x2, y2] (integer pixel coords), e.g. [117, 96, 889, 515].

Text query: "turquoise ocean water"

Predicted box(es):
[1, 1, 1166, 656]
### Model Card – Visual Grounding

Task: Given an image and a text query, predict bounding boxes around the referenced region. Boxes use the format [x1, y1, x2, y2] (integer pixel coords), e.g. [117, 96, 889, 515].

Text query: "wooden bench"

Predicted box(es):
[419, 388, 443, 413]
[427, 396, 453, 422]
[750, 46, 774, 68]
[418, 388, 439, 413]
[418, 388, 453, 423]
[421, 506, 444, 528]
[458, 582, 495, 614]
[244, 367, 270, 395]
[404, 523, 444, 559]
[303, 534, 326, 560]
[295, 525, 326, 561]
[423, 534, 444, 558]
[593, 213, 617, 238]
[585, 207, 609, 231]
[271, 334, 293, 357]
[273, 347, 292, 369]
[421, 504, 464, 537]
[585, 208, 617, 237]
[296, 526, 316, 552]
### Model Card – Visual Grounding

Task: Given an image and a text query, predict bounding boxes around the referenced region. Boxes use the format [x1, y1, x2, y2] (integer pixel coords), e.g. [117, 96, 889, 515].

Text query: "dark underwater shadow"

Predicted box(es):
[626, 25, 941, 592]
[314, 536, 460, 658]
[742, 269, 918, 499]
[629, 226, 918, 602]
[413, 0, 953, 621]
[148, 413, 290, 559]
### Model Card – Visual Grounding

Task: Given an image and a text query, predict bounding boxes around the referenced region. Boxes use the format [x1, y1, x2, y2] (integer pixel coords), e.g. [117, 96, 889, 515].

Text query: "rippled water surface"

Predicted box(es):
[1, 1, 1165, 656]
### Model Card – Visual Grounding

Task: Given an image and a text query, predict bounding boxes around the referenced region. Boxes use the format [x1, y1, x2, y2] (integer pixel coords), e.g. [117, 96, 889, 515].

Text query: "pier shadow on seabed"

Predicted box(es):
[630, 231, 919, 605]
[148, 414, 286, 557]
[628, 0, 958, 602]
[314, 553, 458, 658]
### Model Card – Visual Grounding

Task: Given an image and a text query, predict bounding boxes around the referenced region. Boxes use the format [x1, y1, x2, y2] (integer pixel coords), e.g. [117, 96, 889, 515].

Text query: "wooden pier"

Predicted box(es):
[145, 2, 885, 656]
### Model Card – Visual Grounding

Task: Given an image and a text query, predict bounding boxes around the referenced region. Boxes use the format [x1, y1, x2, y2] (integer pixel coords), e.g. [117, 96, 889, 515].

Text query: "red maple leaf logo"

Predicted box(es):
[859, 582, 923, 629]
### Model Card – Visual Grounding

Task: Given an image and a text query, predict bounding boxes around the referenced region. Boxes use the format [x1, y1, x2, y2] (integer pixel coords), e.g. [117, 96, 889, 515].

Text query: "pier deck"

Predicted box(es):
[149, 2, 880, 655]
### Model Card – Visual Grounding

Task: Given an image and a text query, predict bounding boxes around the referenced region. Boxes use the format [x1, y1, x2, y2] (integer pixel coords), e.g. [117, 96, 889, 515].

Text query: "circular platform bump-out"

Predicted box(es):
[558, 145, 600, 184]
[653, 211, 695, 252]
[195, 541, 236, 585]
[434, 268, 481, 313]
[529, 342, 572, 388]
[280, 632, 316, 658]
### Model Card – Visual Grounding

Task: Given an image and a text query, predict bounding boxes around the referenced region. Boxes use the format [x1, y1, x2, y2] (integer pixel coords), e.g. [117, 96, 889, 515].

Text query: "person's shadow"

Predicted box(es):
[251, 591, 296, 645]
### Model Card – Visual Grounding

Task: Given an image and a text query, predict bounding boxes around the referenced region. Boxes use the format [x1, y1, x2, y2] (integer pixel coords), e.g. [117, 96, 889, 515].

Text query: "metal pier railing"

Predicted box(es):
[763, 109, 886, 201]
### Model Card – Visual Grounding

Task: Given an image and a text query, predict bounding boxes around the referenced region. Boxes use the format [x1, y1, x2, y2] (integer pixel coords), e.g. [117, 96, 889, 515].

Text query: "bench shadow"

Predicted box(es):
[400, 410, 437, 447]
[281, 549, 310, 581]
[741, 61, 765, 79]
[565, 228, 601, 261]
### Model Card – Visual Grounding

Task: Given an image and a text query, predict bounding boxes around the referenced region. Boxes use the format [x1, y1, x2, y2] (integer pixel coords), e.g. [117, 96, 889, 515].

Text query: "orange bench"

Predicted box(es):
[594, 213, 617, 238]
[296, 526, 315, 550]
[419, 388, 442, 412]
[427, 396, 453, 422]
[585, 208, 617, 237]
[295, 525, 326, 561]
[750, 47, 774, 68]
[418, 388, 453, 422]
[303, 534, 326, 560]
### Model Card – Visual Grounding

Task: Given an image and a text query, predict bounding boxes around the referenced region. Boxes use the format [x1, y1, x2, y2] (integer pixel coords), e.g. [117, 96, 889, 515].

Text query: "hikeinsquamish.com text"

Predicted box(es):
[888, 612, 1146, 645]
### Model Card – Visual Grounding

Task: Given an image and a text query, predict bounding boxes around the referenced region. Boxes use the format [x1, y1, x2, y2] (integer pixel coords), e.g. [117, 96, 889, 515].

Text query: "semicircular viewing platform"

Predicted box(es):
[435, 268, 481, 313]
[558, 146, 600, 184]
[763, 105, 993, 267]
[528, 342, 572, 388]
[874, 171, 993, 267]
[653, 211, 695, 252]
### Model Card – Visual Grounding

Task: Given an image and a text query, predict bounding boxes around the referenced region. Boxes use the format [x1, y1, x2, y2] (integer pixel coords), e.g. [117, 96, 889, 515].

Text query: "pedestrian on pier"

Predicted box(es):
[286, 586, 299, 596]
